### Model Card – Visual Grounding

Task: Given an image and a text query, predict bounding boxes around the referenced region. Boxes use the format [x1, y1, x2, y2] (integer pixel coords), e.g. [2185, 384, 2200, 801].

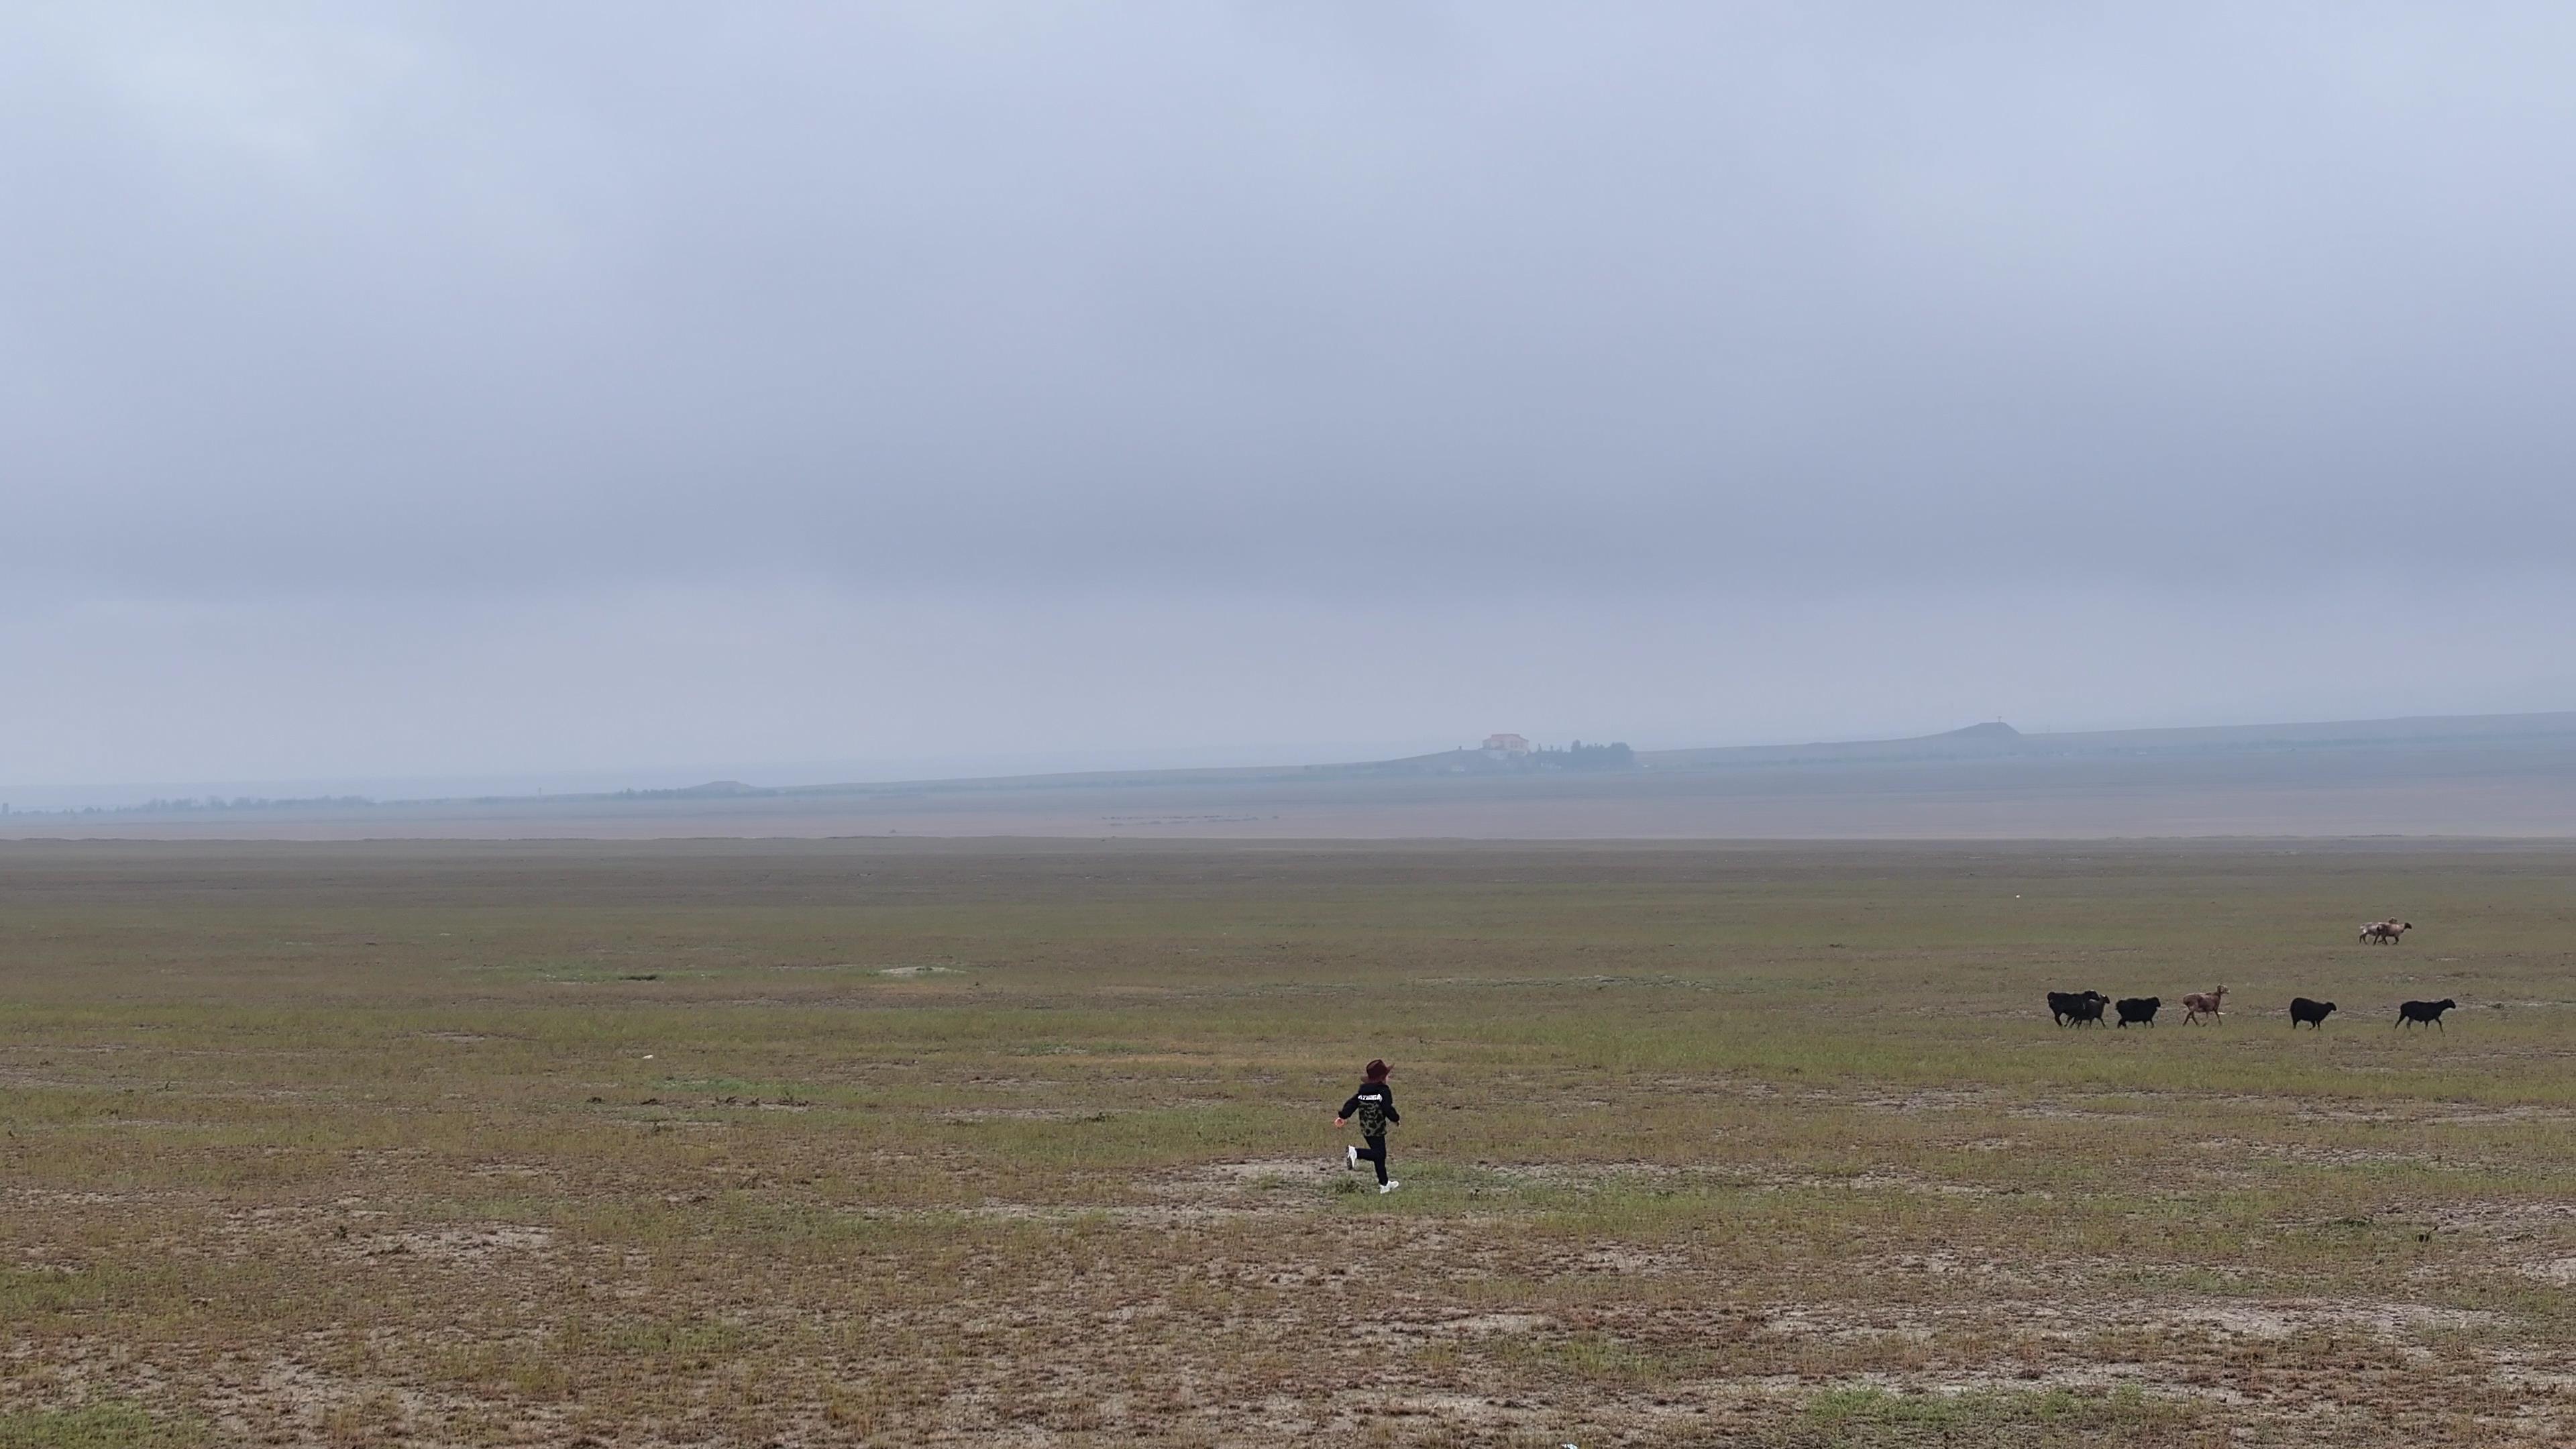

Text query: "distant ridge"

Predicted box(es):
[630, 709, 2576, 798]
[1641, 720, 2033, 771]
[2037, 710, 2576, 753]
[13, 710, 2576, 835]
[1638, 710, 2576, 775]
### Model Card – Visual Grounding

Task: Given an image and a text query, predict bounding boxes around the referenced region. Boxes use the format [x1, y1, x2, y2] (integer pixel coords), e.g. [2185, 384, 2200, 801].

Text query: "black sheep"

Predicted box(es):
[2289, 997, 2336, 1029]
[2114, 996, 2160, 1027]
[2047, 989, 2108, 1027]
[2396, 998, 2457, 1031]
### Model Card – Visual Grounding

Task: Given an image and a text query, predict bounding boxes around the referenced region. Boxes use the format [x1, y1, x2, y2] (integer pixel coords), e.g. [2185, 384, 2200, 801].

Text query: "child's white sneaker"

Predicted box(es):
[1379, 1180, 1399, 1194]
[1345, 1145, 1358, 1171]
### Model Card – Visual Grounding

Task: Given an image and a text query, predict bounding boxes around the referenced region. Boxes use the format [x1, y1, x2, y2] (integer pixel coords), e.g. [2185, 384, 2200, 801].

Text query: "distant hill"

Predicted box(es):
[14, 709, 2576, 840]
[1642, 721, 2029, 770]
[621, 780, 767, 799]
[211, 710, 2576, 808]
[2035, 710, 2576, 754]
[1642, 712, 2576, 772]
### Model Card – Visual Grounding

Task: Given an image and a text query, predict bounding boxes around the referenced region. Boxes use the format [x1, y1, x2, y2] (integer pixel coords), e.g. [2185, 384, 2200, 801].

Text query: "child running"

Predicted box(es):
[1335, 1059, 1402, 1193]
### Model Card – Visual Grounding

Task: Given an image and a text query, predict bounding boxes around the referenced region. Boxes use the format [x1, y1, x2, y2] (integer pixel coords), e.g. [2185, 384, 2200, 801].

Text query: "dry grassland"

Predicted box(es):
[4, 839, 2575, 1446]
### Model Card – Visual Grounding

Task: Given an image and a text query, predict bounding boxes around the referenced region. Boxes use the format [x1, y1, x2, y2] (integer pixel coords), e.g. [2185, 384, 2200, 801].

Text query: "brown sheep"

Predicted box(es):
[2180, 985, 2226, 1024]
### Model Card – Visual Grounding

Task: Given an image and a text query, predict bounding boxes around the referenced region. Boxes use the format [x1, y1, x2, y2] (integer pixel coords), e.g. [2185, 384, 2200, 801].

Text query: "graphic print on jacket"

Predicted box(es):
[1339, 1083, 1399, 1138]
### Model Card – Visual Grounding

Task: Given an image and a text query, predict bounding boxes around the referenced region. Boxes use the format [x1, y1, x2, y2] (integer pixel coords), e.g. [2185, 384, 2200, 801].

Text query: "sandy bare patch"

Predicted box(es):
[936, 1106, 1116, 1122]
[2013, 1104, 2153, 1123]
[5, 1188, 152, 1207]
[1574, 1245, 1688, 1274]
[1771, 1170, 2017, 1198]
[351, 1225, 555, 1265]
[2148, 1299, 2497, 1340]
[1878, 1249, 2028, 1281]
[185, 1350, 570, 1448]
[1479, 1160, 1692, 1186]
[1853, 1087, 1993, 1114]
[1780, 1368, 2257, 1407]
[1360, 1311, 1554, 1342]
[2422, 1200, 2576, 1238]
[1442, 1311, 1553, 1334]
[851, 1195, 1302, 1227]
[1191, 1157, 1340, 1185]
[2229, 1140, 2427, 1167]
[1375, 1391, 1532, 1426]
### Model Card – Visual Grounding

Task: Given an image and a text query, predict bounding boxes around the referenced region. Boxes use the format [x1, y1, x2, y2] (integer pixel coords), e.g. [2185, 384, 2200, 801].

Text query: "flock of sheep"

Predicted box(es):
[2043, 919, 2459, 1033]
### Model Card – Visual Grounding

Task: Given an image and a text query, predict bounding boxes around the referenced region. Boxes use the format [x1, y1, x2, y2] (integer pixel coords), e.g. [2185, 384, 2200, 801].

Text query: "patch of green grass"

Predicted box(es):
[0, 1266, 91, 1316]
[0, 1402, 205, 1449]
[1506, 1330, 1708, 1385]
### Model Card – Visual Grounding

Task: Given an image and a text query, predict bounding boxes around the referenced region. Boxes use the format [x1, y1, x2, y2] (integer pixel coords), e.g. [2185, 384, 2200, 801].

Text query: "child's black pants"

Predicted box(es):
[1358, 1134, 1389, 1185]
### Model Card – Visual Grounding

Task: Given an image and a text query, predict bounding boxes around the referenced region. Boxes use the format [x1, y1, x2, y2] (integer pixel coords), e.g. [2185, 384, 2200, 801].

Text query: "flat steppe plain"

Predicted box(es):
[3, 839, 2574, 1446]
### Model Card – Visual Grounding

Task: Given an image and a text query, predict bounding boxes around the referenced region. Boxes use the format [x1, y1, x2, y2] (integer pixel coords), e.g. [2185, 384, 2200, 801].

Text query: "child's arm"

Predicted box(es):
[1335, 1091, 1363, 1126]
[1383, 1088, 1400, 1127]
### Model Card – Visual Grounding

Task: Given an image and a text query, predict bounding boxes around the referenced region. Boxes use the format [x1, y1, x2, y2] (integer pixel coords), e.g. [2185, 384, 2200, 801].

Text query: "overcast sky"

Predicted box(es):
[7, 3, 2575, 797]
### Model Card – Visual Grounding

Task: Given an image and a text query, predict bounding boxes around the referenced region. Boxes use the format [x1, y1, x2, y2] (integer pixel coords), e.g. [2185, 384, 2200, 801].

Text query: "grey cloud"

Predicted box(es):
[5, 4, 2574, 784]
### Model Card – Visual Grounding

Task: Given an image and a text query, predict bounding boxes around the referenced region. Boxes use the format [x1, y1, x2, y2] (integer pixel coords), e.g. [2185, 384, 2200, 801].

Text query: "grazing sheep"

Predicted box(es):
[2360, 920, 2414, 945]
[2114, 996, 2161, 1027]
[2047, 989, 2110, 1027]
[2396, 998, 2457, 1031]
[2180, 985, 2226, 1024]
[2289, 997, 2337, 1030]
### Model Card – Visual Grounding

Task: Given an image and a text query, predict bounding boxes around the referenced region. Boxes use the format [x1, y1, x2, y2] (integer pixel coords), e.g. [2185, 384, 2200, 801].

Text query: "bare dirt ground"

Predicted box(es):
[3, 839, 2575, 1445]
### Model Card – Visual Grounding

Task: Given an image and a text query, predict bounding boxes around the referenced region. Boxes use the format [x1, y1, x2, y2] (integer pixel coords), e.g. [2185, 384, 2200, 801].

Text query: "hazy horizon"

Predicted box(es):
[18, 704, 2576, 816]
[11, 5, 2576, 792]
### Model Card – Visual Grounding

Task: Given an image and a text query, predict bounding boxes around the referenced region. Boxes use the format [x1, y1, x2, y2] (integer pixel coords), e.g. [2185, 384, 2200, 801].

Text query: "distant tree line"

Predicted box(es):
[612, 782, 773, 800]
[1540, 741, 1635, 771]
[3, 795, 382, 817]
